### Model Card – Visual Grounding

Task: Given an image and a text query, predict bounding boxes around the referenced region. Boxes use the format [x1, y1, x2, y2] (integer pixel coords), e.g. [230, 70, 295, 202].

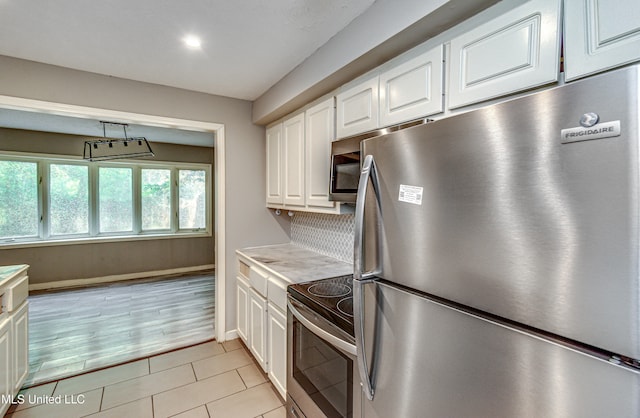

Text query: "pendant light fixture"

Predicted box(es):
[83, 121, 154, 161]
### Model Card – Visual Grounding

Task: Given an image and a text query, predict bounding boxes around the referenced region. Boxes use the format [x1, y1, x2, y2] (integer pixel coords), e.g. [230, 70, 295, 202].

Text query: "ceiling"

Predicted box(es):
[0, 0, 379, 146]
[0, 0, 376, 101]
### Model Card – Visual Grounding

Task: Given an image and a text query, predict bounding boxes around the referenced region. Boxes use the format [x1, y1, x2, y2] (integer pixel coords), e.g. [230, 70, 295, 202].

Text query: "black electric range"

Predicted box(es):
[287, 274, 354, 338]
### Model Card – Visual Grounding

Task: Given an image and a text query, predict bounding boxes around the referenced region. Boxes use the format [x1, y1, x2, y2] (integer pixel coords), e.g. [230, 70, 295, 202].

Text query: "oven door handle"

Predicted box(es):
[287, 298, 356, 356]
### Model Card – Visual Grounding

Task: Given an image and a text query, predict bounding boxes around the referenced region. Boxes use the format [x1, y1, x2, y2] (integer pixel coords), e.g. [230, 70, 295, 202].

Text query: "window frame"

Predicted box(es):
[0, 152, 212, 248]
[0, 156, 41, 240]
[46, 161, 91, 239]
[140, 167, 173, 233]
[97, 164, 135, 235]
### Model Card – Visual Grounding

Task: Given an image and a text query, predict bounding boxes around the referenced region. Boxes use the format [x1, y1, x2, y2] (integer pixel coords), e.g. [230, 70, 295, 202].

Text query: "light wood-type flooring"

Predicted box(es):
[6, 339, 285, 418]
[25, 273, 215, 387]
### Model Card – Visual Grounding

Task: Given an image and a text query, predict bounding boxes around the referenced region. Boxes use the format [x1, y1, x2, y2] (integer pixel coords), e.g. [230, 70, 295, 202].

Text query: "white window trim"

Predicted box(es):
[0, 151, 212, 247]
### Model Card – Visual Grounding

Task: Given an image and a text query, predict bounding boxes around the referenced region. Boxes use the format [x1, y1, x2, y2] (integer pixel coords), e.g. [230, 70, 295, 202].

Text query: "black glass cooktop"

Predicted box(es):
[288, 274, 354, 337]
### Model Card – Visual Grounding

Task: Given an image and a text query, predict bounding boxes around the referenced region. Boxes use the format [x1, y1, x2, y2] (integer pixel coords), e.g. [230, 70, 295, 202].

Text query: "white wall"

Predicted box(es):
[0, 55, 291, 335]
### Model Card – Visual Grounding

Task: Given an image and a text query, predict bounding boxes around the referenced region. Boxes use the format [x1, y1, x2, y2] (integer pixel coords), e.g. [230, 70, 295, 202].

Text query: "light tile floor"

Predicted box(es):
[5, 339, 285, 418]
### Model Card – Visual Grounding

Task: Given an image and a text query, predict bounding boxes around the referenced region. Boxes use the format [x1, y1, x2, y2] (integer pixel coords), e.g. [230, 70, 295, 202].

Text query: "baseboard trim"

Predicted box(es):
[29, 264, 216, 291]
[224, 329, 239, 342]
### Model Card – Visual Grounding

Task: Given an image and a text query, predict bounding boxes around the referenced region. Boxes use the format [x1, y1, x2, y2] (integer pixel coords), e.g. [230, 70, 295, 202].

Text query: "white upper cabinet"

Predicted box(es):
[266, 99, 350, 213]
[448, 0, 561, 109]
[282, 113, 306, 207]
[336, 75, 379, 138]
[305, 98, 336, 210]
[379, 46, 444, 126]
[265, 124, 283, 206]
[563, 0, 640, 81]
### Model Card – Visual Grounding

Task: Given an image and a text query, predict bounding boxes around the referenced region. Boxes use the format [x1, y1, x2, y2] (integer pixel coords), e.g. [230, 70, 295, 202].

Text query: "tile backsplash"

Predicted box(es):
[290, 212, 354, 263]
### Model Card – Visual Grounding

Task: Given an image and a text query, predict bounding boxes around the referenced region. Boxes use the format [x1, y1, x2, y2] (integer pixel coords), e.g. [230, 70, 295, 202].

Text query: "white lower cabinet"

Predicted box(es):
[563, 0, 640, 81]
[236, 275, 250, 344]
[236, 255, 289, 398]
[249, 287, 268, 372]
[267, 303, 287, 399]
[0, 265, 29, 415]
[0, 317, 11, 417]
[12, 302, 29, 392]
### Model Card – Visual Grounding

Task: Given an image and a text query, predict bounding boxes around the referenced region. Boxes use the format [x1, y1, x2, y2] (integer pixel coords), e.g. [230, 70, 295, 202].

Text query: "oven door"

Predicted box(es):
[287, 297, 360, 418]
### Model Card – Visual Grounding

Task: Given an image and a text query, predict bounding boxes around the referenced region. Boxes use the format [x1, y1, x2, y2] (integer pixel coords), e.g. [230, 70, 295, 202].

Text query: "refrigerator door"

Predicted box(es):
[361, 64, 640, 359]
[360, 280, 640, 418]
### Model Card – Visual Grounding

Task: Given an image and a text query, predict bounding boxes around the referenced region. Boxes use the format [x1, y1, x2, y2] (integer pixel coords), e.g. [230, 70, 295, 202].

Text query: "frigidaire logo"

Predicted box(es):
[564, 125, 616, 139]
[560, 120, 621, 144]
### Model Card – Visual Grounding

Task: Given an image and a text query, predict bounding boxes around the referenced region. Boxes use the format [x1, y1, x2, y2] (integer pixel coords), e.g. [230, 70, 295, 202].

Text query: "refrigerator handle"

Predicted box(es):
[354, 153, 380, 401]
[354, 277, 376, 401]
[354, 154, 380, 280]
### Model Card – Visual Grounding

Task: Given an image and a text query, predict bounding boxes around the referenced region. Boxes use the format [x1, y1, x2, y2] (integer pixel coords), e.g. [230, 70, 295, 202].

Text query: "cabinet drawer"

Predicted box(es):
[238, 261, 251, 280]
[249, 267, 268, 297]
[5, 276, 28, 312]
[267, 277, 287, 312]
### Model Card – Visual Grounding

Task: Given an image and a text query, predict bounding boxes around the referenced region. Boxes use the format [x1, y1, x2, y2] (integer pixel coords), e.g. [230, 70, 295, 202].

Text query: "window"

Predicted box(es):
[142, 168, 171, 231]
[179, 169, 206, 230]
[0, 155, 211, 245]
[99, 167, 133, 233]
[0, 160, 38, 239]
[49, 164, 89, 236]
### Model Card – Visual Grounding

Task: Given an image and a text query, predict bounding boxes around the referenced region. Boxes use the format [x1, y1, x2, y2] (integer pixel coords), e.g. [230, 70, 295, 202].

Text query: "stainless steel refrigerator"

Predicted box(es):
[353, 64, 640, 417]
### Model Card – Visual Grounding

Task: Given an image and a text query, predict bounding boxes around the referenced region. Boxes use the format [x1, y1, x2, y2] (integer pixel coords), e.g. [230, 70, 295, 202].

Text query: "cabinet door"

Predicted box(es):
[380, 46, 444, 126]
[0, 317, 11, 417]
[283, 113, 306, 207]
[266, 124, 283, 206]
[249, 287, 268, 372]
[12, 302, 28, 392]
[336, 76, 379, 138]
[448, 0, 561, 109]
[236, 276, 250, 344]
[564, 0, 640, 81]
[305, 98, 336, 209]
[267, 304, 287, 399]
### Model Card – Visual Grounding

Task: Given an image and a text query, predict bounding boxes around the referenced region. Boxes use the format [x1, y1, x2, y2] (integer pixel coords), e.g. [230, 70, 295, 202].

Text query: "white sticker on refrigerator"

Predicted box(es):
[398, 184, 423, 205]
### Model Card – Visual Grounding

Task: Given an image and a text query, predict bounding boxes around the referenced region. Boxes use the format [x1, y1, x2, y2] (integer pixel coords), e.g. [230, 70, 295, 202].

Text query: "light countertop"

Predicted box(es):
[0, 264, 28, 288]
[236, 243, 352, 284]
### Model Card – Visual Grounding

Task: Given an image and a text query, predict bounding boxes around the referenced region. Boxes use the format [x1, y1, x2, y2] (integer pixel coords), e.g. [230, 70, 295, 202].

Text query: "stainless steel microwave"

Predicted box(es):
[329, 134, 363, 203]
[329, 118, 432, 203]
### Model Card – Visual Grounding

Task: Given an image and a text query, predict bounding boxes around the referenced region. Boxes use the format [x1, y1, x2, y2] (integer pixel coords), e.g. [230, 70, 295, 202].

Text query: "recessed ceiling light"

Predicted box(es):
[183, 35, 202, 50]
